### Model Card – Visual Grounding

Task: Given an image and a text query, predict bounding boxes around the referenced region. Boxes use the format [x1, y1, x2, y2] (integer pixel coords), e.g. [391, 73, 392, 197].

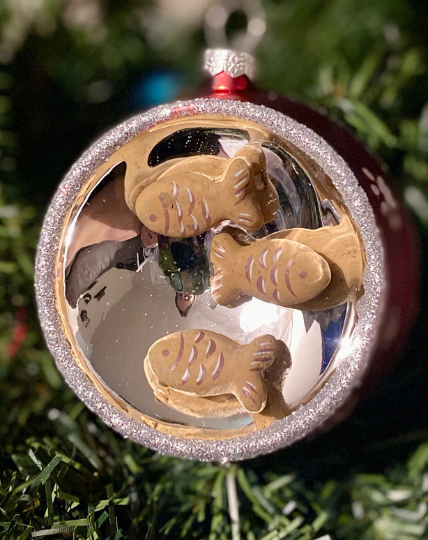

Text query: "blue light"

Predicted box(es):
[133, 71, 182, 108]
[320, 306, 347, 374]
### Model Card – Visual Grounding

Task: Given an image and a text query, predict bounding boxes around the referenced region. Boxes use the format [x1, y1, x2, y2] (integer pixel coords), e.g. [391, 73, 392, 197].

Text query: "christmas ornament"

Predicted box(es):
[35, 1, 419, 461]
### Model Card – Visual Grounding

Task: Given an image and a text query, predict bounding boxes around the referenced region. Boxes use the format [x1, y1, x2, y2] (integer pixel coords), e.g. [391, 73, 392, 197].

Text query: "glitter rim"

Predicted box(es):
[35, 99, 384, 462]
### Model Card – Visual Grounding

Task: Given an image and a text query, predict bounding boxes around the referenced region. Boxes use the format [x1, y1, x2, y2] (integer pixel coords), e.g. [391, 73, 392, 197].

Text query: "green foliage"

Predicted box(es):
[1, 409, 428, 539]
[1, 0, 428, 538]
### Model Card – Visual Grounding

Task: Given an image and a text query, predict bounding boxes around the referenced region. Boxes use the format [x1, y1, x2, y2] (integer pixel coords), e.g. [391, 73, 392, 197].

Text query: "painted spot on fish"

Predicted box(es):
[201, 199, 211, 228]
[158, 195, 170, 235]
[213, 249, 224, 259]
[273, 247, 282, 264]
[246, 381, 258, 394]
[256, 275, 267, 295]
[172, 181, 179, 198]
[150, 214, 157, 222]
[259, 249, 268, 268]
[270, 266, 278, 287]
[182, 367, 191, 385]
[195, 331, 205, 343]
[162, 349, 169, 357]
[188, 346, 198, 365]
[212, 352, 224, 380]
[242, 387, 256, 403]
[187, 188, 195, 215]
[254, 349, 275, 355]
[235, 167, 247, 178]
[196, 364, 206, 385]
[285, 254, 297, 298]
[238, 214, 252, 223]
[170, 333, 184, 371]
[206, 339, 216, 358]
[245, 255, 254, 283]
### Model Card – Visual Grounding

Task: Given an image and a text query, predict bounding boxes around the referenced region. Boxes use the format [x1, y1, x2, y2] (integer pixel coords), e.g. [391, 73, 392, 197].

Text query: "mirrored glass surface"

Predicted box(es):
[57, 117, 364, 436]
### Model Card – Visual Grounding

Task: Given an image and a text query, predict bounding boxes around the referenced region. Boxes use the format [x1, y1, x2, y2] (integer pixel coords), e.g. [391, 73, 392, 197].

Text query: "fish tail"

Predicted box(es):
[235, 335, 277, 413]
[210, 233, 240, 305]
[224, 157, 264, 231]
[248, 335, 277, 371]
[234, 144, 267, 176]
[225, 157, 251, 199]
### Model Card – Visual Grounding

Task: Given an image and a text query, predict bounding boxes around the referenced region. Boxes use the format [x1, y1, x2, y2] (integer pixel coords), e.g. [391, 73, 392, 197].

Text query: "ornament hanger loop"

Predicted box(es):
[204, 0, 266, 53]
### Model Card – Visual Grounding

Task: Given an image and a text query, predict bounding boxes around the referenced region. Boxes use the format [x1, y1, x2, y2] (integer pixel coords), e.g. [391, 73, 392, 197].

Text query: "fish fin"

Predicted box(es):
[210, 233, 241, 306]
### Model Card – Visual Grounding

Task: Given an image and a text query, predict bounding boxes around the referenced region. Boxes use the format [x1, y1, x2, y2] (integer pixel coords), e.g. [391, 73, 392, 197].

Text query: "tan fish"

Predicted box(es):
[145, 330, 281, 414]
[134, 153, 268, 238]
[267, 214, 365, 310]
[210, 233, 331, 308]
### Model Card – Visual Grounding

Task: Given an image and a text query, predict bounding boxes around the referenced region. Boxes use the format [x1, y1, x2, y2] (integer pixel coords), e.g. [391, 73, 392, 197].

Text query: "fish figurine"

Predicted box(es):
[266, 214, 365, 310]
[145, 330, 282, 414]
[210, 233, 331, 308]
[134, 150, 270, 238]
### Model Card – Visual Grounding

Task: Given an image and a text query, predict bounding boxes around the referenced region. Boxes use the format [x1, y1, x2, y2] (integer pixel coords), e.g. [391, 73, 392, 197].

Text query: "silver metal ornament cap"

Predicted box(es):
[204, 48, 257, 80]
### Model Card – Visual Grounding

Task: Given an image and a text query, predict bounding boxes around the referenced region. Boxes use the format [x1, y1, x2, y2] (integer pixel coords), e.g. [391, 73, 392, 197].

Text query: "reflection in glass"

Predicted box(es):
[58, 122, 363, 435]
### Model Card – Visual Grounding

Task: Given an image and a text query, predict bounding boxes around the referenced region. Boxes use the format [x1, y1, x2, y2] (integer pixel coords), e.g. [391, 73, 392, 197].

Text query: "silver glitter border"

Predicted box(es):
[35, 99, 384, 462]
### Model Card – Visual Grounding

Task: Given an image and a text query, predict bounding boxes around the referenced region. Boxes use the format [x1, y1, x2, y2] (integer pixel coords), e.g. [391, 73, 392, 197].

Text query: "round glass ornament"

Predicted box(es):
[36, 52, 419, 462]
